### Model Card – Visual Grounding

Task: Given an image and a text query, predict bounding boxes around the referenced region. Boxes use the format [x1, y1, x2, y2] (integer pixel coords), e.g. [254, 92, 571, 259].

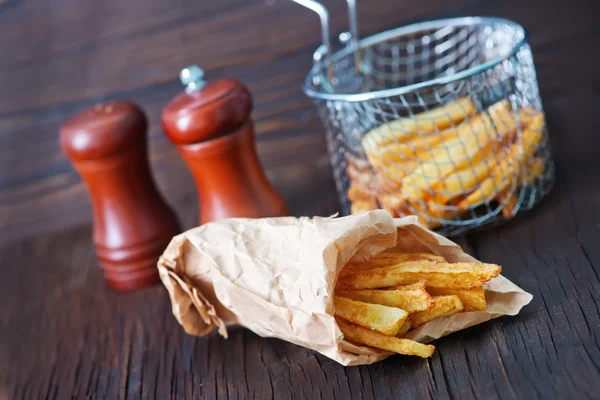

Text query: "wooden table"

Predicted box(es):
[1, 0, 599, 399]
[2, 92, 600, 399]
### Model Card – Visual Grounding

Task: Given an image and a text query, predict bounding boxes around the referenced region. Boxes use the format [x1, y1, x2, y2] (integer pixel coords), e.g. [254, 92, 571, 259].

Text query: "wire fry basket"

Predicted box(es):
[292, 1, 554, 236]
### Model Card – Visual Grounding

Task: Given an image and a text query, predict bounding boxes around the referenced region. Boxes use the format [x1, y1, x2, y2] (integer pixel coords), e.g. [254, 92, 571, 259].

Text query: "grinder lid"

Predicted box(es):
[161, 65, 253, 145]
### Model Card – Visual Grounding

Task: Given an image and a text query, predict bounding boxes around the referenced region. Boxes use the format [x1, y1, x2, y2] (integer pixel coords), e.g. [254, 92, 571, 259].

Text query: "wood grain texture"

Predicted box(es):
[1, 90, 600, 399]
[1, 0, 600, 398]
[0, 0, 599, 242]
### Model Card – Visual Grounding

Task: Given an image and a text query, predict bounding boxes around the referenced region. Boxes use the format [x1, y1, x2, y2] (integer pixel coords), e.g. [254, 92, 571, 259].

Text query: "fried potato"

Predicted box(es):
[402, 100, 518, 202]
[337, 261, 501, 290]
[347, 155, 371, 181]
[350, 199, 378, 214]
[362, 97, 476, 151]
[366, 129, 460, 170]
[377, 190, 412, 217]
[458, 120, 544, 211]
[336, 286, 434, 313]
[376, 160, 420, 188]
[334, 296, 408, 336]
[426, 286, 486, 311]
[524, 157, 546, 184]
[390, 281, 427, 290]
[347, 182, 372, 202]
[396, 320, 412, 338]
[499, 189, 518, 220]
[432, 157, 500, 205]
[336, 318, 435, 358]
[341, 252, 444, 275]
[365, 251, 446, 265]
[410, 295, 464, 326]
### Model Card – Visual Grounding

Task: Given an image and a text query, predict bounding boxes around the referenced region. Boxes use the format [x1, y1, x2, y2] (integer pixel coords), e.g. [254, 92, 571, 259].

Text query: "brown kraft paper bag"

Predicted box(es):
[157, 211, 532, 366]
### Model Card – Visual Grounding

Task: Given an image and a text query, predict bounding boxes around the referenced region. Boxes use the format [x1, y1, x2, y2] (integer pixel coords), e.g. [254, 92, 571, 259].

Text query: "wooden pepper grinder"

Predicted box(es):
[60, 101, 181, 292]
[161, 66, 288, 224]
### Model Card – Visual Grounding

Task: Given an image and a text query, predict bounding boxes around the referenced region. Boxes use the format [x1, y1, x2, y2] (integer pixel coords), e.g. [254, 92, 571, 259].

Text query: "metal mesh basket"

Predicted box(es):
[299, 14, 554, 236]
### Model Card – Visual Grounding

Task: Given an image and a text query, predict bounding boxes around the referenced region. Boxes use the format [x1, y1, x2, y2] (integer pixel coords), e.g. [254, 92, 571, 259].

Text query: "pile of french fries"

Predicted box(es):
[348, 97, 547, 228]
[334, 250, 501, 358]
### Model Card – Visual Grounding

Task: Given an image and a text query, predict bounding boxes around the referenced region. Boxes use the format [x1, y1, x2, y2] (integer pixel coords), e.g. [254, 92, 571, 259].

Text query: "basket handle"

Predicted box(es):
[290, 0, 333, 84]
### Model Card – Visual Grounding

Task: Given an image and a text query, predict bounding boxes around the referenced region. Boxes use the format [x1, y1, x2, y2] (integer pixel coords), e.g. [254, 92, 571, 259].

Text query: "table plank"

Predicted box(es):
[1, 0, 599, 243]
[1, 90, 599, 399]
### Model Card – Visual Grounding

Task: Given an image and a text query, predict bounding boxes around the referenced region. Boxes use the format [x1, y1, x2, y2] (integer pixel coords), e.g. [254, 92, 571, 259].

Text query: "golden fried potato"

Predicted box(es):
[524, 157, 546, 184]
[336, 318, 435, 358]
[337, 261, 501, 290]
[347, 182, 373, 202]
[366, 129, 459, 171]
[458, 123, 543, 211]
[432, 157, 500, 205]
[350, 199, 378, 214]
[499, 190, 518, 220]
[341, 253, 444, 277]
[396, 320, 412, 338]
[363, 251, 445, 266]
[426, 286, 486, 311]
[403, 100, 518, 202]
[377, 190, 412, 217]
[336, 286, 434, 313]
[410, 295, 464, 326]
[362, 97, 476, 150]
[334, 296, 408, 336]
[376, 162, 420, 189]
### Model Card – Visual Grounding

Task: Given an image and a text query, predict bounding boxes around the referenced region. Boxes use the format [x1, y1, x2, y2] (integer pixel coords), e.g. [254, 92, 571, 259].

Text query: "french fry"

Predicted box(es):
[336, 286, 434, 313]
[347, 155, 371, 181]
[376, 160, 419, 188]
[524, 157, 546, 184]
[499, 189, 518, 219]
[402, 100, 518, 202]
[458, 119, 544, 211]
[334, 296, 408, 336]
[348, 182, 372, 202]
[337, 261, 501, 290]
[342, 252, 445, 274]
[410, 295, 464, 326]
[366, 129, 460, 171]
[351, 199, 378, 214]
[396, 320, 412, 337]
[377, 190, 412, 217]
[431, 157, 500, 205]
[362, 97, 476, 151]
[427, 286, 486, 311]
[336, 318, 435, 358]
[376, 251, 446, 263]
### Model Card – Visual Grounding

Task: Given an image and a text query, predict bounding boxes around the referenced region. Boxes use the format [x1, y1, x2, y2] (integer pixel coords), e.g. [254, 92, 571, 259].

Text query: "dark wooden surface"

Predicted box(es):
[1, 0, 600, 399]
[1, 0, 599, 242]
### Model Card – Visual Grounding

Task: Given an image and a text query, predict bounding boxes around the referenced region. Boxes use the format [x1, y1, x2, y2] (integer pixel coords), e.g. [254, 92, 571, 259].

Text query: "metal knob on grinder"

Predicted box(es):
[60, 101, 181, 292]
[161, 66, 289, 224]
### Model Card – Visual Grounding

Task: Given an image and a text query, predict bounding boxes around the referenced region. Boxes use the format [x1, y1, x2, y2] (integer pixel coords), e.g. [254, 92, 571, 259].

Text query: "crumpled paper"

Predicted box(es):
[157, 211, 532, 366]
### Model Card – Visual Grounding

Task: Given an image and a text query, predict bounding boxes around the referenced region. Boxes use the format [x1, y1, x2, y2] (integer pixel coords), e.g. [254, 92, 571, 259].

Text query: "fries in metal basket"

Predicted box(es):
[347, 97, 548, 230]
[458, 123, 544, 211]
[362, 97, 476, 151]
[403, 100, 518, 202]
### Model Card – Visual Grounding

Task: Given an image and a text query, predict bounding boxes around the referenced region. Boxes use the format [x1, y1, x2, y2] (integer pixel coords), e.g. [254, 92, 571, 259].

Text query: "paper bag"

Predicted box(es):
[157, 211, 532, 366]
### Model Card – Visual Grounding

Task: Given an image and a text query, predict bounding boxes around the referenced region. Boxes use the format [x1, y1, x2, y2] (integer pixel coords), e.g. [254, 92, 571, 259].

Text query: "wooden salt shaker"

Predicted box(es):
[60, 101, 181, 292]
[161, 66, 288, 224]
